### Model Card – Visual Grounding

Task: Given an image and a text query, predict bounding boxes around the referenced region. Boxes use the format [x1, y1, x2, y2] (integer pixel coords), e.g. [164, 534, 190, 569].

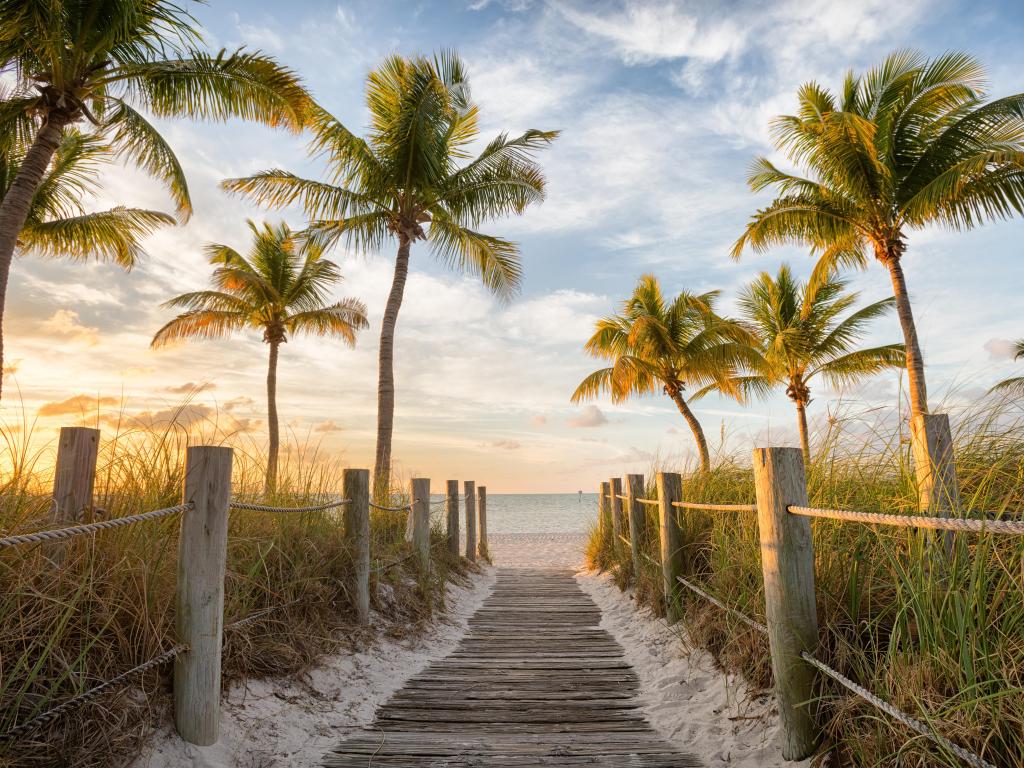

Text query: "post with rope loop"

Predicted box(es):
[344, 468, 371, 624]
[446, 480, 460, 557]
[464, 480, 477, 561]
[655, 472, 684, 623]
[609, 477, 624, 556]
[625, 474, 645, 582]
[411, 478, 431, 572]
[477, 485, 488, 561]
[599, 481, 611, 549]
[52, 426, 100, 524]
[752, 447, 819, 760]
[175, 445, 233, 746]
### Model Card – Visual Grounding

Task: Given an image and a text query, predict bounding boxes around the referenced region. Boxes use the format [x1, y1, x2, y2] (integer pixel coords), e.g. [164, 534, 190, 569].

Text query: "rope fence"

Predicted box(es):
[672, 501, 757, 513]
[369, 500, 415, 512]
[789, 505, 1024, 534]
[228, 499, 350, 514]
[0, 503, 192, 549]
[675, 576, 767, 634]
[0, 644, 188, 742]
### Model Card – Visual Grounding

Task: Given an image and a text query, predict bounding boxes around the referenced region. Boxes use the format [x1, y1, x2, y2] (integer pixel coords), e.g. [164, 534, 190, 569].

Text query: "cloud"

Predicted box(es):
[530, 414, 547, 426]
[41, 310, 100, 346]
[224, 396, 257, 412]
[488, 439, 522, 450]
[984, 338, 1020, 361]
[556, 1, 745, 64]
[166, 381, 216, 394]
[128, 404, 214, 428]
[568, 405, 608, 428]
[38, 394, 119, 417]
[314, 419, 344, 433]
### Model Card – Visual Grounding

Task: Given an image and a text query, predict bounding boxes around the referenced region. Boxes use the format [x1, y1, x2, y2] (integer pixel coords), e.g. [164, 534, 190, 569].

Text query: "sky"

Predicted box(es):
[4, 0, 1024, 492]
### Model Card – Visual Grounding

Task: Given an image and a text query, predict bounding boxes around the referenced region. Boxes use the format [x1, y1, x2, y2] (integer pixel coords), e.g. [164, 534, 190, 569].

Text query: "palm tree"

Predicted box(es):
[571, 275, 754, 473]
[2, 126, 174, 268]
[991, 340, 1024, 394]
[0, 0, 314, 400]
[734, 264, 904, 464]
[221, 50, 556, 493]
[152, 222, 368, 492]
[731, 50, 1024, 423]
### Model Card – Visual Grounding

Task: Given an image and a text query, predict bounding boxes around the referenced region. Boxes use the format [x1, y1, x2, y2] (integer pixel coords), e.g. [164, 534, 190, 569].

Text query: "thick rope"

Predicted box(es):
[789, 506, 1024, 535]
[799, 652, 995, 768]
[673, 501, 757, 512]
[0, 503, 192, 549]
[0, 644, 187, 742]
[632, 497, 661, 506]
[369, 501, 414, 512]
[675, 576, 768, 634]
[229, 499, 350, 514]
[225, 599, 303, 630]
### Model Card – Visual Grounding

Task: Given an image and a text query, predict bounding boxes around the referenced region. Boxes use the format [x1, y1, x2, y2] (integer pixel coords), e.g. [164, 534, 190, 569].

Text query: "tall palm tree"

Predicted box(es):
[152, 222, 368, 492]
[731, 50, 1024, 422]
[733, 264, 904, 464]
[2, 126, 174, 267]
[0, 0, 314, 400]
[222, 50, 556, 493]
[571, 275, 753, 473]
[991, 339, 1024, 394]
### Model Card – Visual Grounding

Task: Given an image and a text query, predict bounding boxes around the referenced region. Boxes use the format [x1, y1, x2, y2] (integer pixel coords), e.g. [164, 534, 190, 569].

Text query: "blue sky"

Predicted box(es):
[6, 0, 1024, 491]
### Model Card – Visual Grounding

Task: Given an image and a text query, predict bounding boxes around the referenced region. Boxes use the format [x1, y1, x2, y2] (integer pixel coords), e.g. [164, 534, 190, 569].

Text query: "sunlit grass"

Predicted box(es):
[589, 393, 1024, 767]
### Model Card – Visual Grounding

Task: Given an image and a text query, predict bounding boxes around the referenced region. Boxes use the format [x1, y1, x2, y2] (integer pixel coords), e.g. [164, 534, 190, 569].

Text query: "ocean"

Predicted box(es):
[430, 493, 599, 534]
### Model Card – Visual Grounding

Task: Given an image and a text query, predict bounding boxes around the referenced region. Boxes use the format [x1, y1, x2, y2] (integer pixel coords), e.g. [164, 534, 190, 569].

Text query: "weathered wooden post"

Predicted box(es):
[464, 480, 477, 561]
[911, 413, 960, 554]
[477, 485, 489, 561]
[175, 446, 233, 746]
[625, 473, 645, 581]
[656, 472, 684, 623]
[609, 477, 624, 555]
[411, 477, 431, 571]
[344, 468, 370, 624]
[599, 481, 611, 549]
[752, 447, 819, 760]
[446, 480, 460, 557]
[52, 426, 100, 524]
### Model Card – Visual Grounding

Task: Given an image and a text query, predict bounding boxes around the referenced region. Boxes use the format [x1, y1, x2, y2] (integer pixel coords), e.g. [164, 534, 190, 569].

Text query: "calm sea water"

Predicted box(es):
[430, 493, 599, 534]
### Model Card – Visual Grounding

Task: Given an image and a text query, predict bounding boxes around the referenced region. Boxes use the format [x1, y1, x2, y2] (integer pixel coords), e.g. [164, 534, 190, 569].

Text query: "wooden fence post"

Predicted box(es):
[344, 468, 370, 624]
[599, 481, 611, 548]
[609, 477, 623, 554]
[411, 477, 430, 572]
[752, 447, 819, 760]
[175, 445, 233, 746]
[477, 485, 489, 561]
[911, 413, 960, 554]
[52, 426, 100, 524]
[656, 472, 684, 623]
[625, 473, 645, 581]
[464, 480, 477, 561]
[446, 480, 460, 557]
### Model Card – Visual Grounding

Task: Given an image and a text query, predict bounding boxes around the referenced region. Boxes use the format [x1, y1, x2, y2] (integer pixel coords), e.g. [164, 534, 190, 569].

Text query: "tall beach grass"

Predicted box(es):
[588, 393, 1024, 767]
[0, 404, 468, 767]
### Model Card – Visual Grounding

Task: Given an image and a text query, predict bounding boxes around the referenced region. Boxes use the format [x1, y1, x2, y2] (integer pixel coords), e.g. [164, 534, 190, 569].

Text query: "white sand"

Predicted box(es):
[130, 569, 496, 768]
[577, 571, 809, 768]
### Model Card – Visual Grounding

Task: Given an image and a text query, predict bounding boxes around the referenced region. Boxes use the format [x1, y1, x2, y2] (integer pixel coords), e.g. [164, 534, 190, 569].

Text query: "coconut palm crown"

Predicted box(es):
[733, 264, 904, 463]
[152, 221, 368, 491]
[222, 50, 557, 493]
[731, 50, 1024, 423]
[571, 275, 754, 473]
[0, 0, 314, 399]
[991, 339, 1024, 394]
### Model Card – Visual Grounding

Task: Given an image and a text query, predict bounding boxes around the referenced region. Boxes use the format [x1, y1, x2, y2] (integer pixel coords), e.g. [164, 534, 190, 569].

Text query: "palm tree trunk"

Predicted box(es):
[266, 339, 280, 494]
[795, 399, 811, 467]
[666, 388, 711, 472]
[886, 256, 928, 418]
[373, 236, 411, 496]
[0, 116, 69, 402]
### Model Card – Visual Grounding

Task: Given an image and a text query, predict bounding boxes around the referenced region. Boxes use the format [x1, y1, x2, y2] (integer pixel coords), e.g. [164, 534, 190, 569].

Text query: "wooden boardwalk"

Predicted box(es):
[324, 568, 701, 767]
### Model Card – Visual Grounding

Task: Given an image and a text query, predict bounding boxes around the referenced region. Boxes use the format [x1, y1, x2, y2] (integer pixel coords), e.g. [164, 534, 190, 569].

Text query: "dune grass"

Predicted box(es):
[0, 408, 468, 767]
[588, 394, 1024, 767]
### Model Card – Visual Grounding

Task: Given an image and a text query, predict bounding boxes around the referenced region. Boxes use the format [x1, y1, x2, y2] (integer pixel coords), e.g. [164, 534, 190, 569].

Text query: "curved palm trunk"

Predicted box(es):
[666, 388, 711, 472]
[373, 236, 411, 496]
[886, 256, 928, 418]
[266, 339, 280, 494]
[0, 116, 69, 401]
[795, 399, 811, 467]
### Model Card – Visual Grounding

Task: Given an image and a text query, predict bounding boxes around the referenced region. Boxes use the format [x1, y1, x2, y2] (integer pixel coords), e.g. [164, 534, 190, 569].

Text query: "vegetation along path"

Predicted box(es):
[325, 568, 701, 767]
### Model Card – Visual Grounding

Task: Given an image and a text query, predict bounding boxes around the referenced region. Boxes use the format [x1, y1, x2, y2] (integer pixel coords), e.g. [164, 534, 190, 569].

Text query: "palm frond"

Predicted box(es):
[19, 207, 174, 267]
